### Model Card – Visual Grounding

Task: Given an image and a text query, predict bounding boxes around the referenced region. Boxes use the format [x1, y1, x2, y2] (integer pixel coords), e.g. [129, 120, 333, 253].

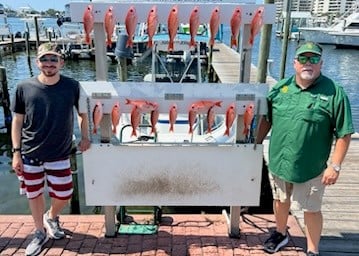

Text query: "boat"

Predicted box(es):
[298, 4, 359, 47]
[276, 11, 312, 40]
[20, 13, 50, 40]
[0, 4, 11, 39]
[116, 111, 237, 144]
[329, 30, 359, 48]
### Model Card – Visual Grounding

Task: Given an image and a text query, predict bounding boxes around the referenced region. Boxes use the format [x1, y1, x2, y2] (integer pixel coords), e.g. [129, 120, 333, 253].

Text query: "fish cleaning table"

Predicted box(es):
[79, 82, 268, 237]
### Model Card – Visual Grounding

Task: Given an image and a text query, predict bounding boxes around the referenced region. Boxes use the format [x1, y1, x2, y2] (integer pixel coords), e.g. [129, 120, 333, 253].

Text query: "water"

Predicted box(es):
[0, 18, 358, 214]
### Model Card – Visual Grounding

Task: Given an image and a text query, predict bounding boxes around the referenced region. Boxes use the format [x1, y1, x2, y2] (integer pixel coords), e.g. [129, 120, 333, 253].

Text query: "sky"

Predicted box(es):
[1, 1, 73, 12]
[1, 0, 264, 12]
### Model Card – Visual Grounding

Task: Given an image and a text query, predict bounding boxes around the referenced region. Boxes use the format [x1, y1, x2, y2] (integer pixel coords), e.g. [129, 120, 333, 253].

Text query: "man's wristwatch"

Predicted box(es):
[11, 148, 21, 153]
[331, 164, 341, 172]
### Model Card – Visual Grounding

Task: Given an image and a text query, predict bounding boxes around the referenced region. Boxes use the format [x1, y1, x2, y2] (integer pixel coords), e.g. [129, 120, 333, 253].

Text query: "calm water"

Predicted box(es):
[0, 18, 357, 214]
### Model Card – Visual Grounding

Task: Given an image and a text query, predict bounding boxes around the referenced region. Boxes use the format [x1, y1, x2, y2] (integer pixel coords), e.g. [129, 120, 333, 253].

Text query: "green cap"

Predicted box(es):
[295, 41, 322, 56]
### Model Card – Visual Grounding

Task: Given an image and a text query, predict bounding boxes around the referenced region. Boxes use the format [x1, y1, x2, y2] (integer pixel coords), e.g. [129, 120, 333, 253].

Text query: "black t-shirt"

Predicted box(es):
[11, 75, 80, 161]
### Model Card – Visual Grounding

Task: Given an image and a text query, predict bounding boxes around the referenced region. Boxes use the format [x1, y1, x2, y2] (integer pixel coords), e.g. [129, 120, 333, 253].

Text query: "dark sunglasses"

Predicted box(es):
[296, 55, 321, 65]
[39, 55, 60, 63]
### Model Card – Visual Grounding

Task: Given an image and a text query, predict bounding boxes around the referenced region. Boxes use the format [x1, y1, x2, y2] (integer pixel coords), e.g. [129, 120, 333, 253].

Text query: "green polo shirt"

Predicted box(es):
[267, 74, 354, 183]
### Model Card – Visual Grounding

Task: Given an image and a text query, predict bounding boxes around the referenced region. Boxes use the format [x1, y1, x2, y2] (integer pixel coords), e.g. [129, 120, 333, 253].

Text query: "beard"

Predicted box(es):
[300, 70, 315, 81]
[42, 67, 58, 77]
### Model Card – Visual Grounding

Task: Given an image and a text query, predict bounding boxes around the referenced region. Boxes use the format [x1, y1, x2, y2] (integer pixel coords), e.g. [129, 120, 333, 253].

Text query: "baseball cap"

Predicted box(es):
[37, 42, 62, 58]
[295, 41, 322, 56]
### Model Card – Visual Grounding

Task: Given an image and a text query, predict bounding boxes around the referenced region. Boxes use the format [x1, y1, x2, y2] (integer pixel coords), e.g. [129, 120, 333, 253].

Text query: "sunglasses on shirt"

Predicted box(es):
[39, 55, 60, 63]
[296, 55, 321, 65]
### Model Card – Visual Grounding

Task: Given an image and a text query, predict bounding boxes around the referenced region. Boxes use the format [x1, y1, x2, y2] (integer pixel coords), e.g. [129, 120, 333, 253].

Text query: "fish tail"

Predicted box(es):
[168, 41, 174, 52]
[243, 126, 249, 135]
[249, 36, 254, 46]
[126, 38, 133, 48]
[207, 127, 212, 133]
[209, 38, 214, 47]
[107, 36, 112, 47]
[188, 126, 193, 134]
[131, 129, 137, 137]
[93, 127, 97, 134]
[147, 40, 153, 48]
[224, 128, 229, 136]
[169, 125, 174, 132]
[125, 99, 130, 104]
[231, 36, 237, 48]
[112, 127, 117, 134]
[85, 34, 91, 45]
[189, 38, 196, 47]
[215, 101, 222, 107]
[151, 127, 156, 134]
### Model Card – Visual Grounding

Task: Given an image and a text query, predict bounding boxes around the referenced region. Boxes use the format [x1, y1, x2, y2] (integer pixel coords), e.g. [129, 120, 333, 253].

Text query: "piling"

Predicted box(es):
[279, 0, 292, 79]
[34, 16, 40, 48]
[70, 143, 80, 214]
[257, 0, 274, 83]
[10, 34, 15, 53]
[25, 32, 30, 57]
[0, 66, 12, 136]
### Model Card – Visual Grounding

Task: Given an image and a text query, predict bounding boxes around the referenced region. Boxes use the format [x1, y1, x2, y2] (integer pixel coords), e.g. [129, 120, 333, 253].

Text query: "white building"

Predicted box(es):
[275, 0, 358, 20]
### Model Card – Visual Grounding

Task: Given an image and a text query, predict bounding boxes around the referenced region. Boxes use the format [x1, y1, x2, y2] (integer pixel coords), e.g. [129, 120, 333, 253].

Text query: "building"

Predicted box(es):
[274, 0, 358, 21]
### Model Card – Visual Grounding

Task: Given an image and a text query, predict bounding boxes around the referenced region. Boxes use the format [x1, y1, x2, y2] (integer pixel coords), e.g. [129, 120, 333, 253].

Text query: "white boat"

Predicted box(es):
[20, 14, 49, 40]
[116, 112, 237, 144]
[329, 30, 359, 48]
[298, 5, 359, 47]
[0, 4, 11, 38]
[276, 11, 312, 41]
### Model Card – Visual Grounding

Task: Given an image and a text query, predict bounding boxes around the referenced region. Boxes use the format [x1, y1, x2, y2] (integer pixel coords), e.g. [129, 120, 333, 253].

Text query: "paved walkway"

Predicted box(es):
[0, 214, 306, 256]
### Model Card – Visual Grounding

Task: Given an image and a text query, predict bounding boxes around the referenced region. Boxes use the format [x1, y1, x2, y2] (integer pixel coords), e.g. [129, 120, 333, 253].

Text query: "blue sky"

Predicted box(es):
[1, 0, 72, 11]
[1, 1, 264, 12]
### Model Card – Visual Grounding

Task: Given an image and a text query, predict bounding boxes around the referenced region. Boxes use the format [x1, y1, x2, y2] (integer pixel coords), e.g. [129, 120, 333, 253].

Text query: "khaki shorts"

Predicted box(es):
[268, 172, 326, 212]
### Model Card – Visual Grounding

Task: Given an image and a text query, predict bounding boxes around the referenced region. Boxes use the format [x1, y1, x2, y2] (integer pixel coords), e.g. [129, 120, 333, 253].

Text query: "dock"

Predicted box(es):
[0, 42, 357, 255]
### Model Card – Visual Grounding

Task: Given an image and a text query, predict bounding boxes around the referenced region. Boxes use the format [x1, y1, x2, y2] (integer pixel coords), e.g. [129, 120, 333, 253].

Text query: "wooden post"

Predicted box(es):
[25, 32, 30, 57]
[279, 0, 292, 80]
[48, 31, 52, 42]
[70, 143, 80, 214]
[10, 34, 15, 53]
[239, 24, 252, 83]
[34, 16, 40, 48]
[118, 58, 128, 82]
[0, 66, 12, 136]
[257, 0, 274, 83]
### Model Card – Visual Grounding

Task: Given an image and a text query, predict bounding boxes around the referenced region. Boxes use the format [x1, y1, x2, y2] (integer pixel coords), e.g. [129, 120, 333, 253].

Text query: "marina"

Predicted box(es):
[298, 5, 359, 47]
[0, 1, 358, 255]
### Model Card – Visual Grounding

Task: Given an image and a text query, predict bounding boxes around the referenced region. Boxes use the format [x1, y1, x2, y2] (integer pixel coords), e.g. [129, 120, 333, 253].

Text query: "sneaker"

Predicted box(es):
[43, 211, 65, 239]
[25, 229, 49, 256]
[307, 252, 320, 256]
[263, 230, 289, 253]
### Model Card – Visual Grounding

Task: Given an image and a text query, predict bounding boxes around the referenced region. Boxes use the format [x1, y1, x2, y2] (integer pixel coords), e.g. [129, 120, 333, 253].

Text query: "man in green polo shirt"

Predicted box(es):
[256, 41, 354, 256]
